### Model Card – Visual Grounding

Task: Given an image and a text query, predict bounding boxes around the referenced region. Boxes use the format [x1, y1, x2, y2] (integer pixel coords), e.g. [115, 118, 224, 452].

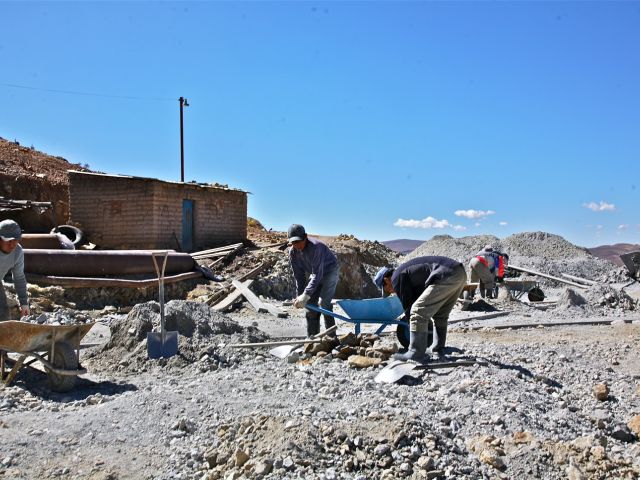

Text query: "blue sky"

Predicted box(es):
[1, 1, 638, 248]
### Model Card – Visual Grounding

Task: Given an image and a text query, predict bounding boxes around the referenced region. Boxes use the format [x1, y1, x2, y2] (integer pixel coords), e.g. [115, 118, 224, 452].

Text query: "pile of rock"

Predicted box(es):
[85, 300, 268, 373]
[408, 232, 617, 287]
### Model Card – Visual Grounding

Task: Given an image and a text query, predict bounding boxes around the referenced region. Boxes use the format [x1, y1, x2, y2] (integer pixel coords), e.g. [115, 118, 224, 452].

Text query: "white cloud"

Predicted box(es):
[583, 201, 615, 212]
[618, 224, 629, 230]
[499, 221, 508, 226]
[474, 222, 481, 227]
[394, 216, 465, 231]
[454, 209, 496, 219]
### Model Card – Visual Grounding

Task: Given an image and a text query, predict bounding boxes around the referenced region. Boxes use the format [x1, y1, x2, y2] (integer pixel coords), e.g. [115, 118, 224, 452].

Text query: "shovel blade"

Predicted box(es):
[147, 331, 179, 359]
[374, 360, 419, 384]
[269, 345, 298, 359]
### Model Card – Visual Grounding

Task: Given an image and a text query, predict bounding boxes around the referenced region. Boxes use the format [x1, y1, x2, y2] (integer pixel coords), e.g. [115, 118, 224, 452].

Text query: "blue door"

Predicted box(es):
[182, 199, 194, 252]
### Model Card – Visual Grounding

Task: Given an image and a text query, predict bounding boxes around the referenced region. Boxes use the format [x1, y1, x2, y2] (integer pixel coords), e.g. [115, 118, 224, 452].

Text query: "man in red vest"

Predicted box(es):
[469, 245, 509, 299]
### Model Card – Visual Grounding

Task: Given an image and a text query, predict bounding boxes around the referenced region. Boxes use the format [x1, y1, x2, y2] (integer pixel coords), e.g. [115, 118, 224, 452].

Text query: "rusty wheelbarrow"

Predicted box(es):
[459, 280, 544, 310]
[0, 321, 94, 392]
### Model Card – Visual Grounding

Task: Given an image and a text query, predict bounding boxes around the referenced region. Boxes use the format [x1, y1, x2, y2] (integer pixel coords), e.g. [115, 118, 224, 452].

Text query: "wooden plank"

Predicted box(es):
[210, 263, 268, 310]
[213, 279, 254, 311]
[190, 243, 244, 257]
[231, 280, 287, 318]
[231, 279, 268, 313]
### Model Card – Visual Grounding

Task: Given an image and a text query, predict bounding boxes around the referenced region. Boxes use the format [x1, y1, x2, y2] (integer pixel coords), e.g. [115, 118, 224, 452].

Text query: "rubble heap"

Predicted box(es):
[85, 300, 268, 373]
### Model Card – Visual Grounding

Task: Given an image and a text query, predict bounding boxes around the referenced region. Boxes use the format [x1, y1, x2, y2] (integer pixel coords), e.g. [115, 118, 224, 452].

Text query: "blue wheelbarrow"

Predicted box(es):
[306, 295, 410, 348]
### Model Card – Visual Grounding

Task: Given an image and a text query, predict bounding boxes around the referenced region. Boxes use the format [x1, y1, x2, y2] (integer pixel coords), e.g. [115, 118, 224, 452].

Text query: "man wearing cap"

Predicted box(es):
[373, 256, 466, 362]
[469, 245, 509, 299]
[0, 220, 29, 320]
[288, 224, 340, 337]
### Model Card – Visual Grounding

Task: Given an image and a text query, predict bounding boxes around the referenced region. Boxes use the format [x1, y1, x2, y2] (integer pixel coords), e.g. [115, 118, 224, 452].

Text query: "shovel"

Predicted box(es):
[147, 251, 179, 359]
[374, 358, 486, 384]
[269, 325, 337, 359]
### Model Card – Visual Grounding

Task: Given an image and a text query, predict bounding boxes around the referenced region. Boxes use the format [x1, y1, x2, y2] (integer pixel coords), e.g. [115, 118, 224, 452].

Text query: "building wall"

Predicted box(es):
[68, 172, 247, 250]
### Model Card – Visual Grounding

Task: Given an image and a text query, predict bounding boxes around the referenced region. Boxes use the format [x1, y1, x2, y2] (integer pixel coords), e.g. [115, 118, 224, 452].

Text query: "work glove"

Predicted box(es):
[20, 305, 30, 318]
[294, 293, 311, 309]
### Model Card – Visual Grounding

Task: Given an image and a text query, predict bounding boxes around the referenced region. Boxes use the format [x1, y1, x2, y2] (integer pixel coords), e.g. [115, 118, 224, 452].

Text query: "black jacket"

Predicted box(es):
[391, 256, 463, 313]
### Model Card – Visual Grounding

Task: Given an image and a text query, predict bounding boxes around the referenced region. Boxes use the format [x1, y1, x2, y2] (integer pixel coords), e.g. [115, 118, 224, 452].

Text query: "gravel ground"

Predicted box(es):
[0, 287, 639, 480]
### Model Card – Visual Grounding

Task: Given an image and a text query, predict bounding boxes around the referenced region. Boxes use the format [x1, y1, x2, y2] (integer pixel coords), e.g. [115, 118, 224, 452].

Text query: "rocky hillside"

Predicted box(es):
[0, 136, 92, 228]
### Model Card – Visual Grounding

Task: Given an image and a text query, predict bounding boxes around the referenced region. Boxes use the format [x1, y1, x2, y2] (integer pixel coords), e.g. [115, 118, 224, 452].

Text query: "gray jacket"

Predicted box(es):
[289, 238, 339, 296]
[0, 245, 28, 305]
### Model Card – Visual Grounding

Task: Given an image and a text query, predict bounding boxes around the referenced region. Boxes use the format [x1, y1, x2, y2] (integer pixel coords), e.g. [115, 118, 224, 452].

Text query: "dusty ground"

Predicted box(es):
[0, 282, 639, 480]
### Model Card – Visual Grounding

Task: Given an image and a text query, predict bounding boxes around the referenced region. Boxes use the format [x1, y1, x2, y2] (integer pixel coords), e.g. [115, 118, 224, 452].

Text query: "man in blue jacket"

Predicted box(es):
[288, 224, 340, 337]
[0, 220, 30, 320]
[374, 256, 466, 362]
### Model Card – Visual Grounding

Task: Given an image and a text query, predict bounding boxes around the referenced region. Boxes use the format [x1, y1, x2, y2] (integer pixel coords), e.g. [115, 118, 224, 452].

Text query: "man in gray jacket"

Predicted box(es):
[0, 220, 29, 320]
[288, 224, 340, 337]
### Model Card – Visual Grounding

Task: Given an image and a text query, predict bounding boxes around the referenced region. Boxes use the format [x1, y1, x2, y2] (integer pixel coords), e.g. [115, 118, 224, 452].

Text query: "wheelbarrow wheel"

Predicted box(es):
[528, 287, 545, 302]
[47, 341, 78, 392]
[396, 321, 410, 349]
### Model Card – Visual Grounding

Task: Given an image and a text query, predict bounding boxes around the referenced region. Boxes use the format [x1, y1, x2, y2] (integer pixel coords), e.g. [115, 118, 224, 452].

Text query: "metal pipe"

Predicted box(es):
[23, 250, 195, 276]
[507, 264, 588, 289]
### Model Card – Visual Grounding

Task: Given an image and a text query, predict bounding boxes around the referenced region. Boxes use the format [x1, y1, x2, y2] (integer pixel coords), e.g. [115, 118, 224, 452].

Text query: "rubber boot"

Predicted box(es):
[306, 312, 320, 337]
[393, 331, 430, 363]
[427, 324, 448, 355]
[479, 282, 486, 298]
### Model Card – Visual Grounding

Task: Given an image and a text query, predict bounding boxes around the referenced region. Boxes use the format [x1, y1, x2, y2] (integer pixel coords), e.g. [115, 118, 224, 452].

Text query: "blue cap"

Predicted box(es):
[373, 266, 391, 294]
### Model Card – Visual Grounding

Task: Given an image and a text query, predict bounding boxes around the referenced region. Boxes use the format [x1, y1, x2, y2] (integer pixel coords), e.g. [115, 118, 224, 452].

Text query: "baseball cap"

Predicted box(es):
[0, 220, 22, 241]
[288, 224, 306, 243]
[373, 266, 391, 295]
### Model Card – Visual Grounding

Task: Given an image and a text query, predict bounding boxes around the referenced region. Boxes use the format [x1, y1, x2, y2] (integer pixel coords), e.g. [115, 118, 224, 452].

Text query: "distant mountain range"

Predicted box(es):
[587, 243, 640, 267]
[382, 239, 424, 254]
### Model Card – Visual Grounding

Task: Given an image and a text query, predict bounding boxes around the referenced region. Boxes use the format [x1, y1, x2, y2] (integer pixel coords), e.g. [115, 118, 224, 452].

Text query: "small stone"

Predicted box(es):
[254, 461, 272, 475]
[513, 431, 534, 444]
[234, 450, 249, 467]
[593, 383, 609, 401]
[479, 450, 505, 470]
[347, 355, 382, 369]
[628, 415, 640, 437]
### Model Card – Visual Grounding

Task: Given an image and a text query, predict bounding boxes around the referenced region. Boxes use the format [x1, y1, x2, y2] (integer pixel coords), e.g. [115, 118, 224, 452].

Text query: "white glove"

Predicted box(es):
[20, 305, 30, 318]
[294, 293, 311, 309]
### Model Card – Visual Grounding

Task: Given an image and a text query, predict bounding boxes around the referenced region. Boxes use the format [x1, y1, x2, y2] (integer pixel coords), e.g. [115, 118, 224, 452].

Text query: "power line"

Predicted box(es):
[0, 82, 174, 102]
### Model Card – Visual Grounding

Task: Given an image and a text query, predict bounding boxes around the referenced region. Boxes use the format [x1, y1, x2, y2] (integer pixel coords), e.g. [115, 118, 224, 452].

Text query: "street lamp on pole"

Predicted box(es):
[179, 96, 189, 182]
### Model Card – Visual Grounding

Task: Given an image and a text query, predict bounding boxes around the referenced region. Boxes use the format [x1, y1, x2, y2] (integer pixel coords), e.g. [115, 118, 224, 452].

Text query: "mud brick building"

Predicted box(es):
[68, 171, 247, 251]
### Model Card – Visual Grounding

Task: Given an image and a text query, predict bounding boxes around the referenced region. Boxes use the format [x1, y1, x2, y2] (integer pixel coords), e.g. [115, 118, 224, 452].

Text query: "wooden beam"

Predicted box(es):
[212, 279, 254, 311]
[231, 279, 268, 313]
[231, 280, 287, 317]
